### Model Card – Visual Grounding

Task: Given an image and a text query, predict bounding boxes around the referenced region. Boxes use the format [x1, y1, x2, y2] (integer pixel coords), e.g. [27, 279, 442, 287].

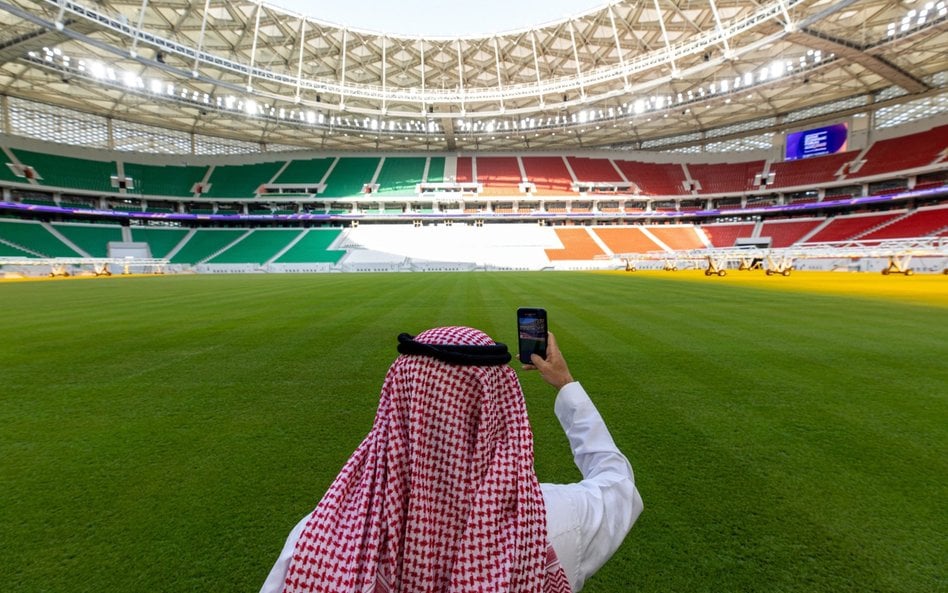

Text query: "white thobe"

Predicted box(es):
[260, 381, 643, 593]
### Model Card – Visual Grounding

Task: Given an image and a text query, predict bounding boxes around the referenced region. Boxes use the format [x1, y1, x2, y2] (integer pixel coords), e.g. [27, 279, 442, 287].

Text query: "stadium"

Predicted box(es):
[0, 0, 945, 592]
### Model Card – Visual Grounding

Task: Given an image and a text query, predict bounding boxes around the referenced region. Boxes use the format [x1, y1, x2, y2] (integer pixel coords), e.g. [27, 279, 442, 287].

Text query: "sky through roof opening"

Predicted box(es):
[270, 0, 610, 37]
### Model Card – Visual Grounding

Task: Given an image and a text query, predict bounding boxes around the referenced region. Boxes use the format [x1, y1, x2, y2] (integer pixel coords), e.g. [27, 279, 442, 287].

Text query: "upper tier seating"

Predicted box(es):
[566, 157, 623, 183]
[521, 157, 574, 195]
[593, 227, 663, 254]
[689, 160, 765, 194]
[476, 157, 522, 196]
[857, 205, 948, 240]
[13, 149, 118, 193]
[375, 157, 426, 196]
[0, 155, 24, 183]
[426, 157, 446, 183]
[768, 151, 857, 189]
[123, 163, 208, 198]
[273, 158, 334, 184]
[545, 228, 606, 260]
[804, 212, 901, 243]
[321, 157, 381, 198]
[614, 160, 687, 195]
[456, 157, 474, 183]
[202, 161, 285, 199]
[701, 223, 756, 247]
[850, 125, 948, 178]
[757, 219, 824, 248]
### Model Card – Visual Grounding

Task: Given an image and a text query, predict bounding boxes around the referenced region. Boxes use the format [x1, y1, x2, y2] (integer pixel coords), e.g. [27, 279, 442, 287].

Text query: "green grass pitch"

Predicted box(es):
[1, 272, 945, 593]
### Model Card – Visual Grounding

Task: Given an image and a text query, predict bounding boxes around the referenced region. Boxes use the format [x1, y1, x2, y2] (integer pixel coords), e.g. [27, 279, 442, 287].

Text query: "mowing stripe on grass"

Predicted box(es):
[1, 272, 945, 593]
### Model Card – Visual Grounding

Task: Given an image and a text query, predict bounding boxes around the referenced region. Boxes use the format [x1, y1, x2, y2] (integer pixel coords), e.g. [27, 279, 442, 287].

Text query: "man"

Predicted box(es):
[261, 326, 642, 592]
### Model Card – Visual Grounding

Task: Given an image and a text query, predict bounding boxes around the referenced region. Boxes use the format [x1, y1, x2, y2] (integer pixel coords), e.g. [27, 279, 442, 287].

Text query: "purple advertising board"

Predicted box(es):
[785, 123, 848, 160]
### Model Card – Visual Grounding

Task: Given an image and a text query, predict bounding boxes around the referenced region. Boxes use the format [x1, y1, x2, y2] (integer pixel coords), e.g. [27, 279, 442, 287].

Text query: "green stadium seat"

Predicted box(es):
[375, 157, 426, 196]
[426, 157, 446, 183]
[13, 149, 118, 193]
[273, 158, 334, 184]
[123, 162, 208, 198]
[0, 219, 82, 257]
[202, 161, 286, 199]
[51, 222, 124, 257]
[206, 229, 304, 264]
[273, 229, 345, 264]
[129, 227, 191, 258]
[321, 157, 380, 198]
[169, 229, 248, 264]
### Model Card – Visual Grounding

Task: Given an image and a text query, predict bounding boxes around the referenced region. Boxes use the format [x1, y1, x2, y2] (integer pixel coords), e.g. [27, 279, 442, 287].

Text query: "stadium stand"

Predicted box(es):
[129, 227, 191, 258]
[321, 157, 381, 197]
[375, 157, 426, 196]
[767, 151, 857, 189]
[51, 222, 124, 257]
[273, 229, 346, 264]
[455, 156, 474, 183]
[0, 219, 82, 257]
[272, 157, 334, 185]
[206, 229, 303, 264]
[613, 160, 688, 195]
[476, 157, 523, 196]
[545, 228, 606, 260]
[857, 205, 948, 240]
[701, 222, 756, 247]
[123, 162, 208, 198]
[647, 226, 707, 250]
[0, 156, 23, 184]
[689, 160, 764, 194]
[12, 149, 117, 194]
[566, 157, 623, 183]
[757, 218, 825, 248]
[202, 161, 285, 199]
[169, 229, 248, 264]
[593, 227, 663, 254]
[521, 157, 574, 195]
[426, 157, 446, 183]
[0, 238, 34, 257]
[850, 125, 948, 178]
[803, 212, 902, 243]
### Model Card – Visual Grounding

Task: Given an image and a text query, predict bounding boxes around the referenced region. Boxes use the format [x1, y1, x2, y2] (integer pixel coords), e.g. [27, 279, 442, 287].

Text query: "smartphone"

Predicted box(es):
[517, 307, 548, 364]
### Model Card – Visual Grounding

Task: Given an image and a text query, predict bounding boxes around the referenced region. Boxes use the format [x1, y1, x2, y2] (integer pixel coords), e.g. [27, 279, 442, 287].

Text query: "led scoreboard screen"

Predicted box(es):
[785, 123, 848, 160]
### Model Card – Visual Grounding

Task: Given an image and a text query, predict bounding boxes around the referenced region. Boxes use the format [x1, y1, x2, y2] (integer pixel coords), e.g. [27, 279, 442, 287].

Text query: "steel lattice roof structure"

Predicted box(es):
[0, 0, 944, 152]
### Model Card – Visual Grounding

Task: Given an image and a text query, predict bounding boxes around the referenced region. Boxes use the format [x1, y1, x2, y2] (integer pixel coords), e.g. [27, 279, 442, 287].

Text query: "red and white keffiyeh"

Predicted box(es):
[282, 326, 571, 593]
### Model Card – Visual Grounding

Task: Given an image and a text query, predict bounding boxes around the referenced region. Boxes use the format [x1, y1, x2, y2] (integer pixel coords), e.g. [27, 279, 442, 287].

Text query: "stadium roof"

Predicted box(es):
[0, 0, 944, 152]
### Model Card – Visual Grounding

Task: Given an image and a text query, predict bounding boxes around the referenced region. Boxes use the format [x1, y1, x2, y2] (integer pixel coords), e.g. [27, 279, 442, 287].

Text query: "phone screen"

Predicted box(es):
[517, 308, 548, 364]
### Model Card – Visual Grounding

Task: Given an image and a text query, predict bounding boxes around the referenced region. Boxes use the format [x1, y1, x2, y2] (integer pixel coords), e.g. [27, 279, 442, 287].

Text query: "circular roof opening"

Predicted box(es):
[270, 0, 610, 37]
